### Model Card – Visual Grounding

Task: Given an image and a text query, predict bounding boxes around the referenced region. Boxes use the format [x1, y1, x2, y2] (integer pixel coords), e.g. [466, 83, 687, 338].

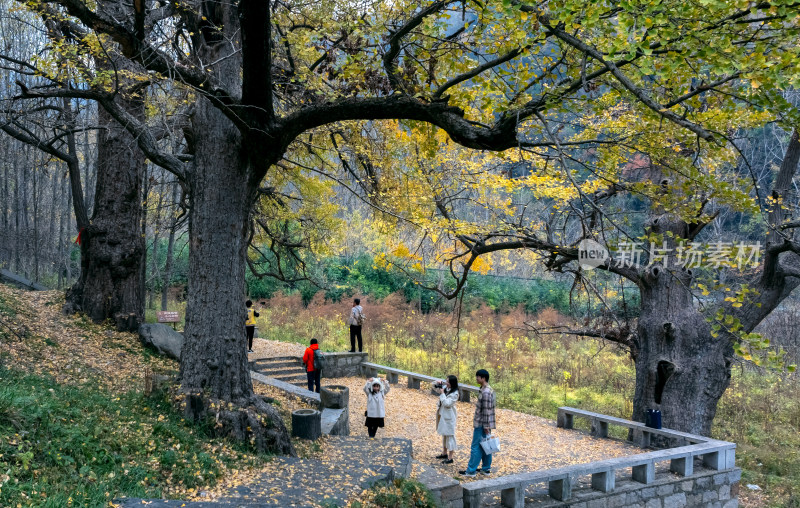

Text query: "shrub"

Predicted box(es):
[349, 478, 437, 508]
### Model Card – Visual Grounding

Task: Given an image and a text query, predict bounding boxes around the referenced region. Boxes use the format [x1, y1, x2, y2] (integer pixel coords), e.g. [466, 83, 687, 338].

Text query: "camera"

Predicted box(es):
[433, 380, 446, 390]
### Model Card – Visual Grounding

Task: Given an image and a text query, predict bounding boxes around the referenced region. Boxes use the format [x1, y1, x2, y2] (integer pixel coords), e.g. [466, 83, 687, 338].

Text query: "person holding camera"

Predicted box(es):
[434, 375, 460, 464]
[363, 376, 390, 438]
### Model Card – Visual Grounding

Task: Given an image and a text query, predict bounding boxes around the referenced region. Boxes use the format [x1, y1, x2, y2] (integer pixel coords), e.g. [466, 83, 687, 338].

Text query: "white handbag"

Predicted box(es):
[480, 435, 501, 454]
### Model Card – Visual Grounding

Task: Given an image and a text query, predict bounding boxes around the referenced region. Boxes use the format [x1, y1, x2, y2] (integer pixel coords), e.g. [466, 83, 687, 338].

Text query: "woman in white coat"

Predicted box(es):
[364, 377, 390, 437]
[435, 375, 459, 463]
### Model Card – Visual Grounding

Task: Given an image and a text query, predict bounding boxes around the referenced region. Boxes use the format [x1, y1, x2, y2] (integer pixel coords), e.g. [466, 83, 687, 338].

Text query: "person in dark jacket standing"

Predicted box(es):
[348, 298, 365, 352]
[302, 339, 321, 393]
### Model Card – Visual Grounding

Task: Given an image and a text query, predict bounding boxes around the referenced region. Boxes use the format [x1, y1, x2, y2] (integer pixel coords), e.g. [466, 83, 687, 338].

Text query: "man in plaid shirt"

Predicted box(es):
[460, 369, 496, 477]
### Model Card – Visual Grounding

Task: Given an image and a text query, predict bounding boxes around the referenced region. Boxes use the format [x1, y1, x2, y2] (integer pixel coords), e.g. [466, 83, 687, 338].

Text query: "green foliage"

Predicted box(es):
[246, 254, 583, 315]
[0, 366, 261, 507]
[460, 274, 573, 315]
[145, 234, 190, 294]
[714, 371, 800, 507]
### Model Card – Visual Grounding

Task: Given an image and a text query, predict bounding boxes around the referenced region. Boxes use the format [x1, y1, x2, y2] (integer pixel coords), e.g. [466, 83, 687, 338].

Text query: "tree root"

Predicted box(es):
[180, 393, 295, 456]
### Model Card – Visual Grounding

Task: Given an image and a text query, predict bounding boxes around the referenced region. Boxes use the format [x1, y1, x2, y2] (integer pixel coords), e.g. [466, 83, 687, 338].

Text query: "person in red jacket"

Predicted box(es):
[302, 339, 321, 393]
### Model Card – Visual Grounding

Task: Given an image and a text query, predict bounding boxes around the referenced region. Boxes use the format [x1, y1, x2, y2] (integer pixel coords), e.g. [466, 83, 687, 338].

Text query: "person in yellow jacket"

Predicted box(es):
[245, 300, 259, 353]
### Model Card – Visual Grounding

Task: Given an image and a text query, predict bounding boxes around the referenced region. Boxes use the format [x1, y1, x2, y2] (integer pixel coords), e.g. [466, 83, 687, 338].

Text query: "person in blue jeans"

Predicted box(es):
[460, 369, 496, 477]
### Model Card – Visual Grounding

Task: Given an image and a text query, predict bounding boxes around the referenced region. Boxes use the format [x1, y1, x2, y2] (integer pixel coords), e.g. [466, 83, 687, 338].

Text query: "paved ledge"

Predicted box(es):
[463, 408, 738, 508]
[250, 370, 320, 406]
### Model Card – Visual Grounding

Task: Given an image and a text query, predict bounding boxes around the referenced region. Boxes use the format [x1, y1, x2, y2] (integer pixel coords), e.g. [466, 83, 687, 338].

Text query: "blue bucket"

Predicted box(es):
[645, 409, 662, 429]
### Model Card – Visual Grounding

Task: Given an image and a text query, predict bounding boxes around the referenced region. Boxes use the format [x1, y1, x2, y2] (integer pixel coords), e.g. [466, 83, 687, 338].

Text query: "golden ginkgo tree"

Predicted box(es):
[4, 0, 798, 445]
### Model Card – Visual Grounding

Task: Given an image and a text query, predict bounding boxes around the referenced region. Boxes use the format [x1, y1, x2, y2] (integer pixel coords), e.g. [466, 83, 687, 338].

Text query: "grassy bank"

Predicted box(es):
[0, 368, 263, 507]
[0, 285, 268, 507]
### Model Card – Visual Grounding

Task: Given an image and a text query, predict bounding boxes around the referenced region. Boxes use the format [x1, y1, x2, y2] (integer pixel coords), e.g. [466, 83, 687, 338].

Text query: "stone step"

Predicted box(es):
[257, 367, 306, 377]
[253, 355, 299, 364]
[261, 374, 307, 384]
[413, 459, 463, 508]
[254, 360, 300, 369]
[321, 407, 349, 435]
[267, 370, 303, 376]
[271, 371, 307, 380]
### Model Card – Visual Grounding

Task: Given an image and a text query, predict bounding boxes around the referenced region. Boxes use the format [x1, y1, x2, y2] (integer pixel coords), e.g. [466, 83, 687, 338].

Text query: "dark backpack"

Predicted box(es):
[313, 349, 326, 371]
[355, 308, 365, 326]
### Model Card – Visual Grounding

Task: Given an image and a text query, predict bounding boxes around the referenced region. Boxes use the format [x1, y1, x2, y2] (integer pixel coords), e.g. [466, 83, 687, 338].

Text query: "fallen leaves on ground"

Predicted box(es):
[213, 349, 639, 502]
[0, 284, 261, 502]
[0, 285, 176, 389]
[249, 337, 307, 359]
[0, 286, 640, 506]
[333, 376, 638, 481]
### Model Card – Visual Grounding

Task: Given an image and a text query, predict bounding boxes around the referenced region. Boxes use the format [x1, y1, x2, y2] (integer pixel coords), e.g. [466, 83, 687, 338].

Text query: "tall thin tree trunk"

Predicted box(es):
[63, 177, 73, 283]
[141, 164, 149, 308]
[13, 147, 21, 273]
[148, 184, 165, 310]
[57, 169, 67, 289]
[149, 233, 160, 309]
[48, 161, 60, 278]
[83, 129, 93, 217]
[21, 146, 31, 277]
[1, 137, 9, 266]
[32, 152, 39, 282]
[162, 183, 180, 311]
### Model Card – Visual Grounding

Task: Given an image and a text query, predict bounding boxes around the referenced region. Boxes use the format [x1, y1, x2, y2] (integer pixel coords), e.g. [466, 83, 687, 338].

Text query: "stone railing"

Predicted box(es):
[361, 361, 482, 402]
[461, 407, 738, 508]
[0, 268, 48, 290]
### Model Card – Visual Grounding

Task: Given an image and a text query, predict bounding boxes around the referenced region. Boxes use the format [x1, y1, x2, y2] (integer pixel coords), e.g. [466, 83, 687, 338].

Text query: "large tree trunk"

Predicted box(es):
[65, 61, 145, 332]
[180, 98, 252, 401]
[633, 264, 732, 436]
[632, 132, 800, 437]
[630, 210, 736, 437]
[179, 96, 293, 455]
[177, 1, 293, 453]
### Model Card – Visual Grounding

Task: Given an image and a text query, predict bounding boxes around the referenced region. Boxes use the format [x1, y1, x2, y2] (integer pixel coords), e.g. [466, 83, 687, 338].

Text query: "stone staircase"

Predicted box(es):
[250, 355, 307, 387]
